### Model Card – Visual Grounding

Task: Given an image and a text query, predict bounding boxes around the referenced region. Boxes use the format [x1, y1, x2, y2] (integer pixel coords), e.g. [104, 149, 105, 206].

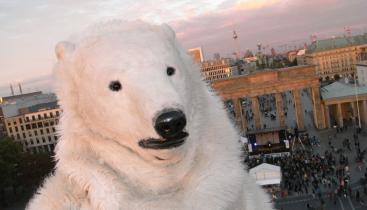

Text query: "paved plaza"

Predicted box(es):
[239, 88, 367, 210]
[274, 127, 367, 210]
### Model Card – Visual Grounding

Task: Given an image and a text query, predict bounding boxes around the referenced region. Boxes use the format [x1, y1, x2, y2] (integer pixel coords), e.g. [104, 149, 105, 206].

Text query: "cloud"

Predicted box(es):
[172, 0, 367, 59]
[235, 0, 282, 10]
[0, 0, 366, 87]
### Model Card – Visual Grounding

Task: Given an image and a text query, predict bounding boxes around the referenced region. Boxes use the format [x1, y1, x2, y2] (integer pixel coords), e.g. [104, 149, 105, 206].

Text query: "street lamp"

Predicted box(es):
[353, 73, 362, 128]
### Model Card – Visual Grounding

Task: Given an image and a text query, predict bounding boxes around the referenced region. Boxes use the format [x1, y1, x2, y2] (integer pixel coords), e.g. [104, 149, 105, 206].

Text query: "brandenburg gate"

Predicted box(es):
[211, 65, 325, 131]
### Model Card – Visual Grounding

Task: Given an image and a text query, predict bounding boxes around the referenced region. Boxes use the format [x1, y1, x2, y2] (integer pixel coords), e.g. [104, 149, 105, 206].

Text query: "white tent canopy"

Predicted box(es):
[249, 163, 281, 186]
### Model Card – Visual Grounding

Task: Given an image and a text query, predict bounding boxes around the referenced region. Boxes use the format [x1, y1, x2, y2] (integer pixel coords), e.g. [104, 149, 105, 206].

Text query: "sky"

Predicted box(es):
[0, 0, 367, 96]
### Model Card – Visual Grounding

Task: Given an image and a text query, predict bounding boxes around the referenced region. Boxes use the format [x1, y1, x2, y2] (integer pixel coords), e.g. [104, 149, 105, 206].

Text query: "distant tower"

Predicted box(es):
[18, 83, 23, 94]
[10, 84, 14, 96]
[310, 34, 317, 43]
[344, 26, 352, 37]
[213, 53, 221, 60]
[271, 48, 276, 57]
[233, 30, 240, 59]
[257, 43, 262, 53]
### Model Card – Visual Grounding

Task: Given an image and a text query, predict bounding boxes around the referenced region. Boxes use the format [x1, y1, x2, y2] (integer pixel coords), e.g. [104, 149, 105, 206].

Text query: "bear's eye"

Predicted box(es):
[166, 66, 175, 76]
[109, 80, 122, 92]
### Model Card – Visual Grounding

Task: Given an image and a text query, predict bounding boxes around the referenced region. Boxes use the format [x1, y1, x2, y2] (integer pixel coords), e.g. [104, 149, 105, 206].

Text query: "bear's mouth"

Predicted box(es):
[138, 131, 189, 150]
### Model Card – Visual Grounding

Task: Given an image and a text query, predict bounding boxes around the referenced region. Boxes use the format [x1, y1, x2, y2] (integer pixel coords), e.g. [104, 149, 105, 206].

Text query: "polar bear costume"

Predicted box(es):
[26, 20, 273, 210]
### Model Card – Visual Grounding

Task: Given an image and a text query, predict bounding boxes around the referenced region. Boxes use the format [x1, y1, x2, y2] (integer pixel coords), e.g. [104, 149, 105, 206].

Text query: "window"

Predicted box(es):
[56, 111, 60, 117]
[36, 138, 40, 144]
[19, 118, 23, 124]
[38, 114, 41, 120]
[37, 122, 43, 128]
[30, 139, 34, 145]
[21, 125, 24, 131]
[15, 127, 18, 132]
[25, 116, 30, 122]
[44, 122, 49, 127]
[52, 127, 56, 132]
[42, 137, 46, 143]
[50, 112, 54, 117]
[25, 124, 31, 130]
[22, 133, 26, 138]
[13, 121, 16, 125]
[50, 121, 54, 126]
[46, 128, 50, 134]
[54, 135, 58, 140]
[32, 116, 36, 121]
[31, 123, 37, 129]
[48, 136, 52, 142]
[9, 127, 12, 133]
[16, 133, 20, 140]
[40, 129, 44, 135]
[44, 113, 48, 118]
[8, 122, 10, 126]
[34, 130, 38, 136]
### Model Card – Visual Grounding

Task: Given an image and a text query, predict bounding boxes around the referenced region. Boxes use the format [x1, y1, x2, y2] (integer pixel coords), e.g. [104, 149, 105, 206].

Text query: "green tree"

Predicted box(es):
[0, 137, 55, 208]
[0, 137, 22, 205]
[18, 152, 55, 191]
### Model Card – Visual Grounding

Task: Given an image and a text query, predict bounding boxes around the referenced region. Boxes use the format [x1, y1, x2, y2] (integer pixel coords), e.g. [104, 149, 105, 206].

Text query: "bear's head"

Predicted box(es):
[55, 21, 203, 165]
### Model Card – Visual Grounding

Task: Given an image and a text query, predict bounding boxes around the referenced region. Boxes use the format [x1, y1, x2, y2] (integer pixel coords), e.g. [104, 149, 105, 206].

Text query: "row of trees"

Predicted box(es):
[0, 137, 55, 208]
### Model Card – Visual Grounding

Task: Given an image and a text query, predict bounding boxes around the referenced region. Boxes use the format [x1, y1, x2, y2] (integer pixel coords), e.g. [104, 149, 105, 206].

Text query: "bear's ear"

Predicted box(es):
[160, 23, 176, 40]
[55, 41, 75, 61]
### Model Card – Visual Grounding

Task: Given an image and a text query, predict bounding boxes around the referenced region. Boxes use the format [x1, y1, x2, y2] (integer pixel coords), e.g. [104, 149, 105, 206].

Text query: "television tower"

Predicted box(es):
[233, 29, 240, 59]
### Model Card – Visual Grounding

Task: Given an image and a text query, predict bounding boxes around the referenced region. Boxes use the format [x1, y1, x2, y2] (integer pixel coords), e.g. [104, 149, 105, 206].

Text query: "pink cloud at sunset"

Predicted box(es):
[171, 0, 367, 59]
[0, 0, 366, 92]
[235, 0, 282, 10]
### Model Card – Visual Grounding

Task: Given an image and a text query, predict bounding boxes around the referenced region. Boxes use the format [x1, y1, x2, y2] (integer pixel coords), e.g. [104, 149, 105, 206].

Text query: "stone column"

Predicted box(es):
[232, 97, 247, 132]
[362, 100, 367, 127]
[337, 103, 344, 127]
[251, 96, 262, 130]
[351, 101, 357, 124]
[311, 86, 324, 129]
[275, 93, 285, 127]
[292, 89, 304, 130]
[324, 104, 331, 128]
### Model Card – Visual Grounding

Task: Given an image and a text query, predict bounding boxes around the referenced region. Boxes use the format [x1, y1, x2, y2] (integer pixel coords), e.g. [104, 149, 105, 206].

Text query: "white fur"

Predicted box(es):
[26, 20, 273, 210]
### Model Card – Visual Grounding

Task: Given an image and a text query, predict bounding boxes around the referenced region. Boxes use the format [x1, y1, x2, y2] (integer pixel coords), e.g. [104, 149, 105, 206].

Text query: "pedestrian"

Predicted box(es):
[356, 190, 360, 202]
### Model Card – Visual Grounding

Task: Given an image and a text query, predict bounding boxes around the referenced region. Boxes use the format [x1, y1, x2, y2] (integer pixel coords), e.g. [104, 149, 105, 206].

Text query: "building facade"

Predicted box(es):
[357, 61, 367, 86]
[1, 92, 60, 153]
[321, 81, 367, 128]
[212, 65, 323, 131]
[188, 47, 204, 63]
[200, 58, 238, 82]
[305, 33, 367, 80]
[4, 106, 61, 153]
[0, 91, 43, 137]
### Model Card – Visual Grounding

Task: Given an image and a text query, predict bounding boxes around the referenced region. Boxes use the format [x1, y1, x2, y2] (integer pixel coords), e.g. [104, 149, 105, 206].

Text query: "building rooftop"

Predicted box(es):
[201, 58, 235, 67]
[321, 81, 367, 100]
[307, 33, 367, 54]
[0, 93, 58, 118]
[28, 101, 59, 113]
[0, 91, 43, 103]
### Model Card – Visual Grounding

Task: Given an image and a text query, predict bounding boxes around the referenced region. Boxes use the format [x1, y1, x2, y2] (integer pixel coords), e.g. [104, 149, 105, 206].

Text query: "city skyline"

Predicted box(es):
[1, 0, 367, 91]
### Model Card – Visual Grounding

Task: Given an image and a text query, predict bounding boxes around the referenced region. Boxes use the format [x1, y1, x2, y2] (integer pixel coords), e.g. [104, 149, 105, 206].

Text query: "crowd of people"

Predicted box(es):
[245, 128, 367, 207]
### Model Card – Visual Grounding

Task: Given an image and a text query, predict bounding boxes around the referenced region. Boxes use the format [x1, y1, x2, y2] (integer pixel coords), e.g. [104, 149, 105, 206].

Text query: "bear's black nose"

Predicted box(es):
[154, 110, 186, 139]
